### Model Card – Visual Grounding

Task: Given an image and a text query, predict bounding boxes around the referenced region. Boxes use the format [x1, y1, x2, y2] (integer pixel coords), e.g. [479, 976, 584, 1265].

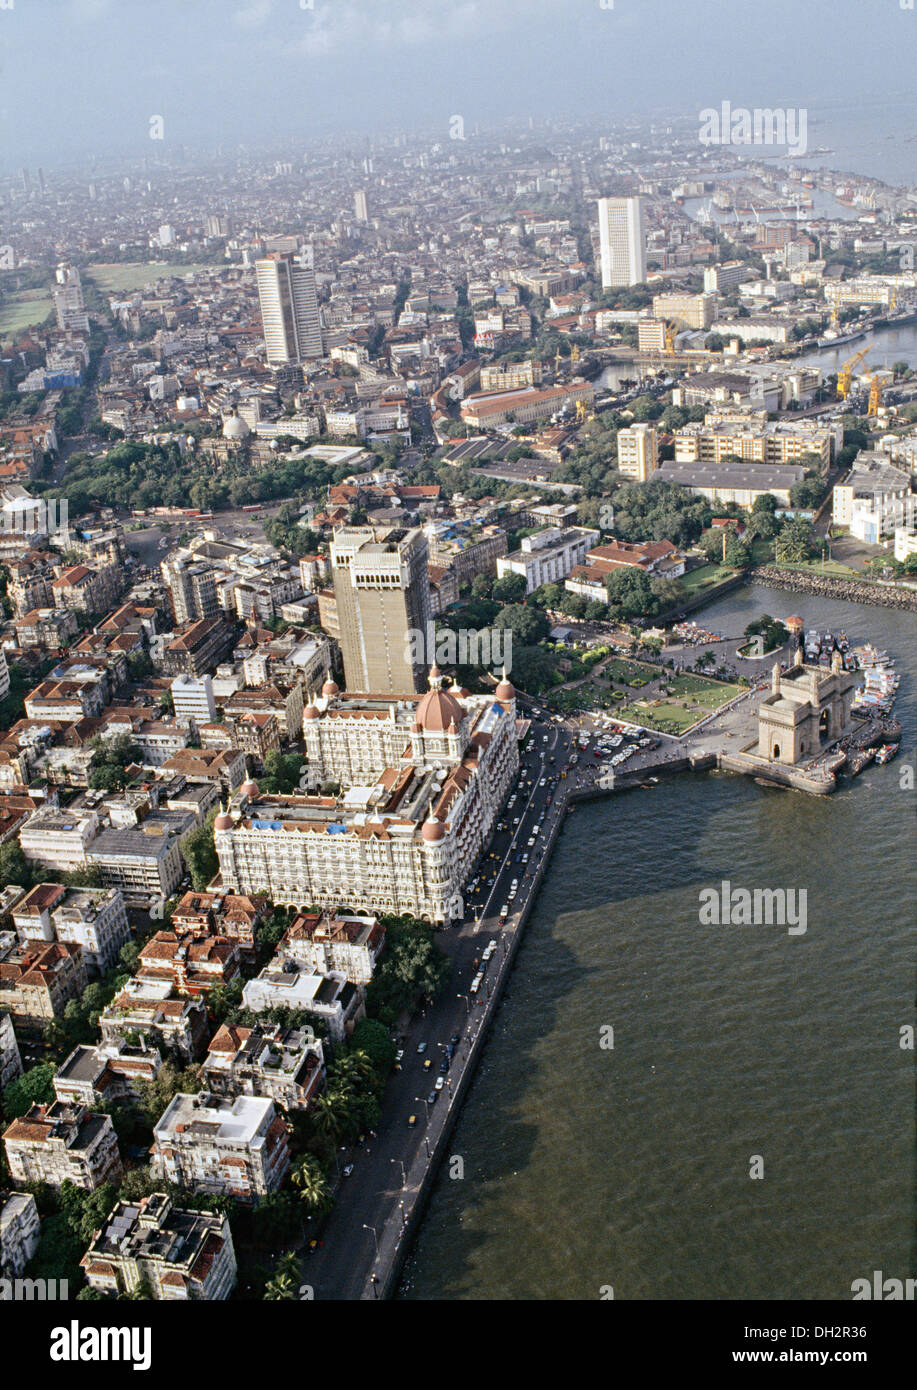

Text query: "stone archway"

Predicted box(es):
[819, 708, 831, 740]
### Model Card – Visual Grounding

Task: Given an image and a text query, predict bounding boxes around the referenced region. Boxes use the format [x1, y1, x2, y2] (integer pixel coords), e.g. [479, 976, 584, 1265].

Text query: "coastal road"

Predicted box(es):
[305, 717, 569, 1300]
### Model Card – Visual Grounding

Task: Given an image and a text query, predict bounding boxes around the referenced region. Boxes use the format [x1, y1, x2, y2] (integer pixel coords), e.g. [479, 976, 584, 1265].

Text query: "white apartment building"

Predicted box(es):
[3, 1102, 122, 1191]
[19, 808, 101, 875]
[832, 454, 913, 544]
[171, 674, 217, 727]
[0, 1011, 22, 1091]
[598, 196, 646, 289]
[497, 526, 600, 594]
[11, 883, 130, 977]
[151, 1093, 290, 1200]
[280, 910, 384, 985]
[81, 1193, 237, 1301]
[703, 260, 752, 293]
[217, 672, 519, 925]
[241, 964, 362, 1042]
[616, 424, 659, 482]
[894, 526, 917, 562]
[0, 1192, 40, 1279]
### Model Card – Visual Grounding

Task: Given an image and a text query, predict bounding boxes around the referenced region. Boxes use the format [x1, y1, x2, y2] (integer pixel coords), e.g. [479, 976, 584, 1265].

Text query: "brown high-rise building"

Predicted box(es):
[330, 527, 431, 694]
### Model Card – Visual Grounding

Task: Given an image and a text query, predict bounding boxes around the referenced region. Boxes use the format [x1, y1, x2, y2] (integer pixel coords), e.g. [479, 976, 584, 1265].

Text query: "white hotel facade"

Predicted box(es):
[214, 670, 519, 924]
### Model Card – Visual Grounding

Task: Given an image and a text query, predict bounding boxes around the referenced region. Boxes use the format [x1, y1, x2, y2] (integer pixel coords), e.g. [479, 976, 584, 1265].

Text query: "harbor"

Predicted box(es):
[399, 585, 914, 1301]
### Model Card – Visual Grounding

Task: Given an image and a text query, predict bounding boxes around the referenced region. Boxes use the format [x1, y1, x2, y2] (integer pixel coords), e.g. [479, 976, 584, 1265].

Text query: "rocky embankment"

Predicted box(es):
[752, 566, 917, 612]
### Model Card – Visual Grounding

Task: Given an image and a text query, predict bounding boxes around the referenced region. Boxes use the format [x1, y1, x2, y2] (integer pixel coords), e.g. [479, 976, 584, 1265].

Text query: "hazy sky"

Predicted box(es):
[0, 0, 915, 168]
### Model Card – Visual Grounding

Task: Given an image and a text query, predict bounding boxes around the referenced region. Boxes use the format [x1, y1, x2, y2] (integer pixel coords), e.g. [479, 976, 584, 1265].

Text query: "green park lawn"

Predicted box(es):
[774, 556, 858, 579]
[678, 563, 739, 594]
[622, 672, 745, 734]
[86, 262, 214, 293]
[0, 289, 54, 339]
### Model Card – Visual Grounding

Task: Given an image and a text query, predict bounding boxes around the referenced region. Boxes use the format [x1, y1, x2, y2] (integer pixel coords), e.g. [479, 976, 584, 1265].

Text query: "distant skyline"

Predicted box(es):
[1, 0, 917, 172]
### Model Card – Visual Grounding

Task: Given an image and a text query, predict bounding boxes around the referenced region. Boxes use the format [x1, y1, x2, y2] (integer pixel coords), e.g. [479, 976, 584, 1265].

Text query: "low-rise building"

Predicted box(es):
[150, 1093, 290, 1200]
[242, 961, 363, 1042]
[98, 977, 208, 1064]
[202, 1022, 325, 1111]
[3, 1101, 122, 1190]
[169, 891, 267, 958]
[281, 909, 384, 985]
[496, 526, 600, 594]
[0, 1011, 23, 1090]
[53, 1038, 162, 1106]
[11, 883, 129, 977]
[656, 459, 805, 508]
[0, 936, 86, 1029]
[0, 1191, 40, 1278]
[136, 931, 240, 998]
[81, 1192, 237, 1300]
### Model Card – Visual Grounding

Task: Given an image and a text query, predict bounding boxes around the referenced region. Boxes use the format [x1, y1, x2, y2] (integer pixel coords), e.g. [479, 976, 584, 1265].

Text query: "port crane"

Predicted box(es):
[837, 348, 869, 401]
[664, 319, 682, 354]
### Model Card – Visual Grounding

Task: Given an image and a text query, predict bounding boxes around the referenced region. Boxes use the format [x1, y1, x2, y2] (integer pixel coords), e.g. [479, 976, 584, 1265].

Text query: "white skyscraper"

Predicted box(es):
[353, 190, 369, 222]
[597, 196, 646, 289]
[255, 250, 323, 364]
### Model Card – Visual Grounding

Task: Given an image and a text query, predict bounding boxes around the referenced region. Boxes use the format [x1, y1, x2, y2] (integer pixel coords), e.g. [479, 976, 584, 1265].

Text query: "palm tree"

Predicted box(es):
[264, 1251, 301, 1300]
[291, 1156, 332, 1216]
[310, 1092, 344, 1145]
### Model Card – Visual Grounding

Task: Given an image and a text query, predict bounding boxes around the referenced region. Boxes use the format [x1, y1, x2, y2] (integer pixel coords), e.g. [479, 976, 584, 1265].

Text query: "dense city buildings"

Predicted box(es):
[0, 12, 915, 1317]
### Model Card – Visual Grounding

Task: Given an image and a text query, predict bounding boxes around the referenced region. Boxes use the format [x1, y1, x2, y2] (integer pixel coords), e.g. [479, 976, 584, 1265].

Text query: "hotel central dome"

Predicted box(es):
[415, 686, 465, 732]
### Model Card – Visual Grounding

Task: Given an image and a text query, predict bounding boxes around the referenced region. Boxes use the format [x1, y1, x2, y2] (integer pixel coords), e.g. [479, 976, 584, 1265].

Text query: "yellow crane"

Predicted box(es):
[571, 343, 581, 366]
[864, 371, 884, 417]
[664, 320, 678, 354]
[837, 348, 869, 401]
[575, 398, 591, 424]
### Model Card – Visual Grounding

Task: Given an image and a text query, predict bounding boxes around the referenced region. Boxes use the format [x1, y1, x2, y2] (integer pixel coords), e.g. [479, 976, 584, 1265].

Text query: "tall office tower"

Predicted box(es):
[331, 528, 432, 694]
[353, 189, 369, 223]
[254, 250, 323, 364]
[616, 423, 659, 482]
[597, 196, 646, 289]
[52, 264, 89, 335]
[37, 168, 46, 194]
[162, 555, 219, 625]
[19, 169, 30, 194]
